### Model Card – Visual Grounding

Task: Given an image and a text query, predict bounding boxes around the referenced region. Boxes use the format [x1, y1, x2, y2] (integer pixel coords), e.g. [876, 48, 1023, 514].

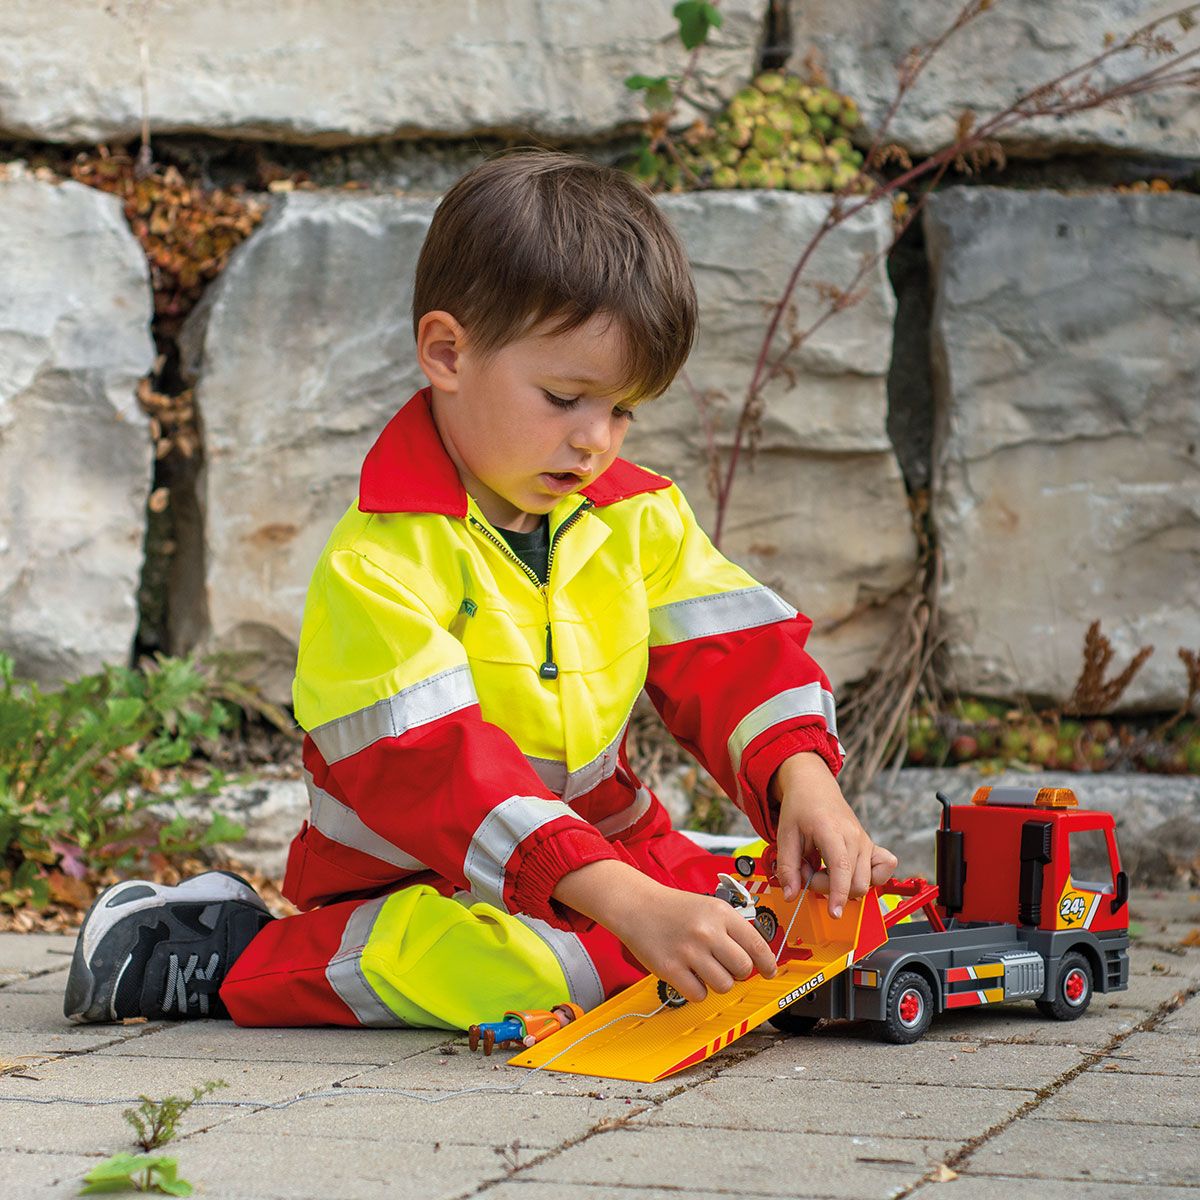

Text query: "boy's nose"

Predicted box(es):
[570, 413, 612, 456]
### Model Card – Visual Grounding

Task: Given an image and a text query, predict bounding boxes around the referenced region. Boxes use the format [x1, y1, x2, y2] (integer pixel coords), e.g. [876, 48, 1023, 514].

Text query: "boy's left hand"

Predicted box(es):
[770, 752, 897, 918]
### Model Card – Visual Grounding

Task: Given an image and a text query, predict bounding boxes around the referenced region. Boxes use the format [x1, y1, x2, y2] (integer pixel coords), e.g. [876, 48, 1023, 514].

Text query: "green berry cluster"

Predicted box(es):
[635, 72, 868, 193]
[906, 699, 1200, 776]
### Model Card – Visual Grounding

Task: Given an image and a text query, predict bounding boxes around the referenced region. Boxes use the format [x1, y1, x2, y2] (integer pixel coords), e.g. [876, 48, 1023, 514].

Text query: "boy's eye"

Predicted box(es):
[543, 390, 635, 421]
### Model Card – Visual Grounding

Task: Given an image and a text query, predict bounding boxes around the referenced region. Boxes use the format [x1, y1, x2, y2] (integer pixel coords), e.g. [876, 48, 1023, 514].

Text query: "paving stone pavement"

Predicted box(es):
[0, 890, 1197, 1200]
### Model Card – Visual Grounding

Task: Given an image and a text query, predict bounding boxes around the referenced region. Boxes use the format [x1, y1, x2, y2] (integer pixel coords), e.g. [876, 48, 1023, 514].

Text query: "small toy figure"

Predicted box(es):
[468, 1002, 584, 1055]
[714, 872, 757, 920]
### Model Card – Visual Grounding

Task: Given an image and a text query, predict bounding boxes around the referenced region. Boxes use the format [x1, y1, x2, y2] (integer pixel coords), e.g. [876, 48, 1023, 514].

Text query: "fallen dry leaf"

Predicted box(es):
[931, 1163, 959, 1182]
[1179, 928, 1200, 947]
[47, 871, 94, 910]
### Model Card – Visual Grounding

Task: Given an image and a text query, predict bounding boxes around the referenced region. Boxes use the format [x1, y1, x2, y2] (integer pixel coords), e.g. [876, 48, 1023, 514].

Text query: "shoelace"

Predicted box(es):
[161, 951, 221, 1016]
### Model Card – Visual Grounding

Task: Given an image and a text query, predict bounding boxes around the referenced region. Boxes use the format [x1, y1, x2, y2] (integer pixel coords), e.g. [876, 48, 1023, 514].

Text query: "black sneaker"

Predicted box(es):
[64, 871, 272, 1024]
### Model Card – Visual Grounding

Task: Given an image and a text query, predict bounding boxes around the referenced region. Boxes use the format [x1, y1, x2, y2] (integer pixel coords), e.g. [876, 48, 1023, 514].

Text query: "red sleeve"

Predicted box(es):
[639, 485, 843, 845]
[646, 614, 844, 843]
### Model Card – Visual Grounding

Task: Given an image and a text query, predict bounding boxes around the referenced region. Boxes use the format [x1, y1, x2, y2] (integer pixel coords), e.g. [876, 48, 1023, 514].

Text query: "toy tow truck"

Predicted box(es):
[769, 785, 1131, 1043]
[510, 784, 1130, 1082]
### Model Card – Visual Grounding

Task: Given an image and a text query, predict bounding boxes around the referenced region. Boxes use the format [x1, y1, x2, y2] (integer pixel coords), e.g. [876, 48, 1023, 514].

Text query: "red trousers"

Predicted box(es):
[221, 830, 733, 1029]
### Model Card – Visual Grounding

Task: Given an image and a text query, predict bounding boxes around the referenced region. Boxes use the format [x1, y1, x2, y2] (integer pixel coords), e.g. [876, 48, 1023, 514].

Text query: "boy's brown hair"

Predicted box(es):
[412, 149, 697, 401]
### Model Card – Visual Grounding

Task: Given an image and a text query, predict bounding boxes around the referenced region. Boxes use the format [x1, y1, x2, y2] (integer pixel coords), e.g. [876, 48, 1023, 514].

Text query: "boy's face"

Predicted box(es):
[421, 312, 640, 533]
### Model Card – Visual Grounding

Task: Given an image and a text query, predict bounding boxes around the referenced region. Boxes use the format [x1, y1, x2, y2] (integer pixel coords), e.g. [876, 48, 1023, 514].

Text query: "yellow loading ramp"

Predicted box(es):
[509, 888, 889, 1083]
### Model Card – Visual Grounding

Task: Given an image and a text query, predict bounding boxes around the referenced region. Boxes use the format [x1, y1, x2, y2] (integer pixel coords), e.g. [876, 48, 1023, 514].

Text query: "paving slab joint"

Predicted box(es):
[440, 1042, 764, 1199]
[890, 978, 1200, 1198]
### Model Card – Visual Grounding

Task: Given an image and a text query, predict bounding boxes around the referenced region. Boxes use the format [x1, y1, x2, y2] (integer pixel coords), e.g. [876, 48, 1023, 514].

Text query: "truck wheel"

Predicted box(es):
[880, 971, 933, 1044]
[753, 906, 778, 943]
[734, 854, 757, 878]
[1036, 951, 1093, 1021]
[769, 1009, 821, 1035]
[657, 980, 688, 1008]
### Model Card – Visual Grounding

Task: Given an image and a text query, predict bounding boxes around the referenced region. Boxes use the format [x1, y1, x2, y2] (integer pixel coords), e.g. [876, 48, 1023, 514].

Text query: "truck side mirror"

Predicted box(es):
[1111, 870, 1129, 914]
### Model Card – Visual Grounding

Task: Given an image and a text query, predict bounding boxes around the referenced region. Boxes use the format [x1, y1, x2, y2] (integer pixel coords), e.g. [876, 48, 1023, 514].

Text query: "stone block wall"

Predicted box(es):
[0, 0, 1196, 710]
[926, 187, 1200, 709]
[0, 168, 155, 682]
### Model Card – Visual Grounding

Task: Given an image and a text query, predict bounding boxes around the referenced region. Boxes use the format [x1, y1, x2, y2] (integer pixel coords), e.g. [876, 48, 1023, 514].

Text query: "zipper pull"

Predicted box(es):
[539, 623, 559, 680]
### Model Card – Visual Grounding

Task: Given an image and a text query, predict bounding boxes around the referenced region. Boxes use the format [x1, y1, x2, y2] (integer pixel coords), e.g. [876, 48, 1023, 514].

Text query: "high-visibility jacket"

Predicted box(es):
[284, 387, 843, 932]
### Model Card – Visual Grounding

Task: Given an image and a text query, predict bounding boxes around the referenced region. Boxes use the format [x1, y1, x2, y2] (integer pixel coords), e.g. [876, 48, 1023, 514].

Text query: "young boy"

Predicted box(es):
[66, 150, 896, 1030]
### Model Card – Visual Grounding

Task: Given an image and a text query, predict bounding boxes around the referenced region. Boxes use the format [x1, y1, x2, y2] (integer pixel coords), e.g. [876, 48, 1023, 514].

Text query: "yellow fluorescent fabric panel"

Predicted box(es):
[357, 886, 570, 1031]
[293, 481, 789, 772]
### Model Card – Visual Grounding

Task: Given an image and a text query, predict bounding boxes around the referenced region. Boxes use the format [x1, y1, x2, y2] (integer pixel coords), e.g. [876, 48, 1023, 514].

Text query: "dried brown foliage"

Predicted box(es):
[69, 148, 265, 330]
[138, 379, 198, 461]
[1067, 620, 1155, 716]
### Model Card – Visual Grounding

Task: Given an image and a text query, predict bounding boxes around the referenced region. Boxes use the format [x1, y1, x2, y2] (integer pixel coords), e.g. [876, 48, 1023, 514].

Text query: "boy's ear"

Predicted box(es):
[417, 311, 466, 393]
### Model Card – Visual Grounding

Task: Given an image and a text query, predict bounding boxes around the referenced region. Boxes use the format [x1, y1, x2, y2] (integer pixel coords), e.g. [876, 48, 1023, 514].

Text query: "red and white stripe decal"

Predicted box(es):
[944, 990, 987, 1009]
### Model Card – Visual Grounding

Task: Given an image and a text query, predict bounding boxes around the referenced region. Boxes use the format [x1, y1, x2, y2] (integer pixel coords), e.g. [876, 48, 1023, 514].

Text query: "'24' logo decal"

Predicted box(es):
[1059, 894, 1087, 924]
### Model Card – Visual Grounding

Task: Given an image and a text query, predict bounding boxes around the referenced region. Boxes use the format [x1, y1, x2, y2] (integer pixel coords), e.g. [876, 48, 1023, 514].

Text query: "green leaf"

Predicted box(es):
[673, 0, 723, 50]
[200, 811, 245, 847]
[80, 1153, 194, 1196]
[105, 697, 146, 727]
[625, 73, 674, 113]
[149, 1160, 193, 1197]
[80, 1151, 152, 1188]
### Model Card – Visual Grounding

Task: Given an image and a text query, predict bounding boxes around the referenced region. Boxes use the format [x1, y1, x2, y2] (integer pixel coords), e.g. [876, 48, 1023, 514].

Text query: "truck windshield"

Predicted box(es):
[1069, 827, 1115, 894]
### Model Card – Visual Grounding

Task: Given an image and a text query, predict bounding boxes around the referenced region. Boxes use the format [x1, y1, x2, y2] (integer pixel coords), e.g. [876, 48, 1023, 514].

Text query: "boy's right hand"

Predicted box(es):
[553, 861, 777, 1003]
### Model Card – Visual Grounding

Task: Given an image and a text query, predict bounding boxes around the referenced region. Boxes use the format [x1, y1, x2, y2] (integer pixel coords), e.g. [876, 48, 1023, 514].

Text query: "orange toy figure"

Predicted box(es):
[468, 1002, 583, 1055]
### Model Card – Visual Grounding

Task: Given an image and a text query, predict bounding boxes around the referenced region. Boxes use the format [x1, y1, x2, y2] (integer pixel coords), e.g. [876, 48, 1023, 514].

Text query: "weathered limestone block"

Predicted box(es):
[186, 189, 916, 700]
[788, 0, 1200, 161]
[0, 0, 766, 145]
[179, 192, 436, 700]
[0, 167, 155, 684]
[926, 186, 1200, 708]
[631, 193, 918, 688]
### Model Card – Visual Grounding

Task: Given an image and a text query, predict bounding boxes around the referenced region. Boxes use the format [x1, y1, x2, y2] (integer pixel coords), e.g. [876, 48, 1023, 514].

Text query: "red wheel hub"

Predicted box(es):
[1064, 969, 1086, 1002]
[899, 989, 922, 1025]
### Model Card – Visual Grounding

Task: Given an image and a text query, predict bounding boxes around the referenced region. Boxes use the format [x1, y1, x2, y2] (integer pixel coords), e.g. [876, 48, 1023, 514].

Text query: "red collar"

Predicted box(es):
[358, 387, 672, 515]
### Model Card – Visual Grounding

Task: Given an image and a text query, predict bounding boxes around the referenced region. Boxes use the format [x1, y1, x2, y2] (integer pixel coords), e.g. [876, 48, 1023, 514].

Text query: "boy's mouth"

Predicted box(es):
[541, 470, 586, 493]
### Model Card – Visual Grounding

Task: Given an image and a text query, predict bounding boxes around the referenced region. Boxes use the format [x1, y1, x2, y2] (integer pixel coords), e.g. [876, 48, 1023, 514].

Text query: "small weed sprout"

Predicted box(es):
[124, 1080, 228, 1151]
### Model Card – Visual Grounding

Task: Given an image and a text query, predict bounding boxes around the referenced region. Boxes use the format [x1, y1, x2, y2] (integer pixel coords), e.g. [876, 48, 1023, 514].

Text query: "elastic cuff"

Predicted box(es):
[512, 825, 621, 932]
[740, 725, 845, 841]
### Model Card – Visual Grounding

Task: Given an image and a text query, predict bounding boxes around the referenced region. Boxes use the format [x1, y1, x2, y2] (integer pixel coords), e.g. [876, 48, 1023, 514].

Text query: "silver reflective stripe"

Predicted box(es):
[649, 586, 796, 648]
[593, 785, 653, 838]
[727, 683, 843, 780]
[305, 772, 430, 874]
[525, 716, 630, 802]
[464, 795, 577, 910]
[325, 896, 407, 1027]
[514, 913, 606, 1011]
[309, 664, 478, 764]
[525, 756, 568, 796]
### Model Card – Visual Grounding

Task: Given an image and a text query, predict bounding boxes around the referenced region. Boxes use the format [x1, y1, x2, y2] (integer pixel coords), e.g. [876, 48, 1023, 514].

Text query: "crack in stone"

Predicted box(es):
[447, 1045, 766, 1198]
[892, 979, 1200, 1197]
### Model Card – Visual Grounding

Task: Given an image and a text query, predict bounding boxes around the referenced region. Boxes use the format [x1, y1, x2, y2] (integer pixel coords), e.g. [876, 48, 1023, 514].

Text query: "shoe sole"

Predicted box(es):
[64, 872, 267, 1024]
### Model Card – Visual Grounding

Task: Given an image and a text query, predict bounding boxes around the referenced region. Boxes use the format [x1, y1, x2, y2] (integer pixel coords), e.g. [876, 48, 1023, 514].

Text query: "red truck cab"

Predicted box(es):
[948, 786, 1128, 935]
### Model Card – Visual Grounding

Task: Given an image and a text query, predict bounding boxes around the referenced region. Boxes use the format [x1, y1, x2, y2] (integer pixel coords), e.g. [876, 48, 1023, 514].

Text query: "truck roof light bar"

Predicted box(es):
[971, 786, 1079, 809]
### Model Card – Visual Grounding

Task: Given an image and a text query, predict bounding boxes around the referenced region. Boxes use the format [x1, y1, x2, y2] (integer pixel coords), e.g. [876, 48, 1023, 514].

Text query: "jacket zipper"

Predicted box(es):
[467, 498, 594, 680]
